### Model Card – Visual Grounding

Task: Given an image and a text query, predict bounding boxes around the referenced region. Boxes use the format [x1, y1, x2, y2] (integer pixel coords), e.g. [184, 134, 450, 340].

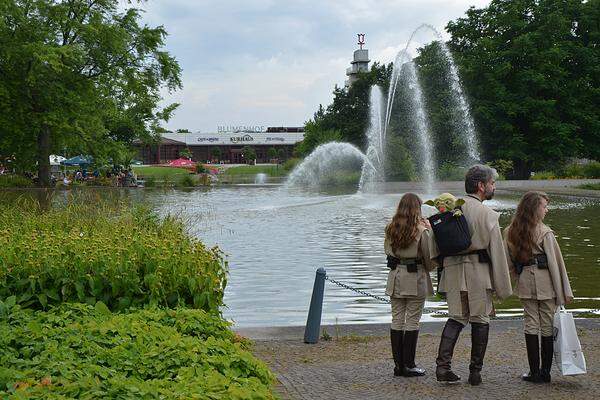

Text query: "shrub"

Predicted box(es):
[179, 174, 196, 187]
[195, 163, 207, 174]
[0, 174, 33, 188]
[437, 163, 467, 181]
[0, 202, 227, 312]
[282, 157, 301, 172]
[530, 171, 556, 180]
[144, 175, 156, 187]
[582, 161, 600, 178]
[562, 163, 584, 178]
[488, 159, 513, 180]
[0, 303, 275, 399]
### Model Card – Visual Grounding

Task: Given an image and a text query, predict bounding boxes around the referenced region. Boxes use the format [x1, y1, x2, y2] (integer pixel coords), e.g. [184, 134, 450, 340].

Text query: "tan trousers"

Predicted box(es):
[522, 298, 557, 336]
[451, 291, 491, 326]
[391, 297, 425, 331]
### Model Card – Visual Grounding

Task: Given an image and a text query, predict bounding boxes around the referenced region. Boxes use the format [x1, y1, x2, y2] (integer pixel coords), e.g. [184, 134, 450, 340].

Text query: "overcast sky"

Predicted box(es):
[139, 0, 491, 133]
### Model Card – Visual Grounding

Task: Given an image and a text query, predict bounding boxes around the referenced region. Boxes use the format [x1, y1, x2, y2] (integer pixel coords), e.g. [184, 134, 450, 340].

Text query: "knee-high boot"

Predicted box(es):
[522, 334, 542, 383]
[468, 322, 489, 386]
[540, 335, 554, 383]
[390, 329, 404, 377]
[436, 319, 464, 382]
[402, 330, 425, 377]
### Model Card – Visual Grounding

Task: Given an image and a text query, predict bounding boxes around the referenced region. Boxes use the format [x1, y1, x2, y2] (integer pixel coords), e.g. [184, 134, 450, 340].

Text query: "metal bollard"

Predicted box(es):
[304, 267, 326, 344]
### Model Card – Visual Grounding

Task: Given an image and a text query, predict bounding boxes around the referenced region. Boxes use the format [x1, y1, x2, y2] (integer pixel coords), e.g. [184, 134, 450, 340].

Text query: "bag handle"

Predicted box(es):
[558, 305, 567, 313]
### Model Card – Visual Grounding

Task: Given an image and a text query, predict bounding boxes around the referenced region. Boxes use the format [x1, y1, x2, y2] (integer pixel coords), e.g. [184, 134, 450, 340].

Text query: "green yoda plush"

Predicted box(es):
[425, 193, 465, 216]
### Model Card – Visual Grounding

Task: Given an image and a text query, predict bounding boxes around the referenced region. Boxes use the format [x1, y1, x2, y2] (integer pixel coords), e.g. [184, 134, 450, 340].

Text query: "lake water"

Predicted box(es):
[143, 185, 600, 327]
[5, 185, 599, 327]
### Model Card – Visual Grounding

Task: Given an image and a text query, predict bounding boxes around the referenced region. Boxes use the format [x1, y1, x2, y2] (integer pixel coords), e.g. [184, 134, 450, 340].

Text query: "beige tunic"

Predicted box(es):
[432, 195, 512, 317]
[385, 226, 435, 298]
[504, 223, 573, 305]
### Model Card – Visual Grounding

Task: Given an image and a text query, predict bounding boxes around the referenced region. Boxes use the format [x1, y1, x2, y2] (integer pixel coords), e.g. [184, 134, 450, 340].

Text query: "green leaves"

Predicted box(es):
[0, 201, 227, 313]
[0, 305, 275, 398]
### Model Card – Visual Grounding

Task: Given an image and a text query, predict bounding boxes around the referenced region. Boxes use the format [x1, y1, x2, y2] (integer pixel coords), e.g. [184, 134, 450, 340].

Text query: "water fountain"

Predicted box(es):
[285, 142, 374, 188]
[254, 173, 267, 184]
[358, 85, 385, 191]
[287, 23, 481, 190]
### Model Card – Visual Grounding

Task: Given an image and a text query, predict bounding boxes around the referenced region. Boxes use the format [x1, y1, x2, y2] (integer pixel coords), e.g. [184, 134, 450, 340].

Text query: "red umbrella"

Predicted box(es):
[167, 158, 196, 167]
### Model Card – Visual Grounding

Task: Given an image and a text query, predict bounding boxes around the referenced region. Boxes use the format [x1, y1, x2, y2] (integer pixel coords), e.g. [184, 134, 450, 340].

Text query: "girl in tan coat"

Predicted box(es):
[504, 191, 573, 384]
[385, 193, 436, 377]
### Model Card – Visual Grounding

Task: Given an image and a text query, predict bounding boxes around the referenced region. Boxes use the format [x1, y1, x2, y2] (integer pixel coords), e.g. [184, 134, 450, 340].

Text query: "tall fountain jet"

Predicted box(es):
[358, 85, 385, 192]
[385, 23, 481, 165]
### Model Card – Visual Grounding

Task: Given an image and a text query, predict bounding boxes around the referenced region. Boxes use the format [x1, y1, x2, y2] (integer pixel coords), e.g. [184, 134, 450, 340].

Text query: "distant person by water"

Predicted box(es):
[504, 191, 573, 384]
[384, 193, 436, 377]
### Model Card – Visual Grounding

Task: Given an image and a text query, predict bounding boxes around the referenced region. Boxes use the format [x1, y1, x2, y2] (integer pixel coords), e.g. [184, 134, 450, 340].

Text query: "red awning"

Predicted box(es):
[167, 158, 196, 167]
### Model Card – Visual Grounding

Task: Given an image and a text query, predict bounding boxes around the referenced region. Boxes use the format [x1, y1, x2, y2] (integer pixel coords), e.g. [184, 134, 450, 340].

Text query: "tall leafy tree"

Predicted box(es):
[446, 0, 599, 177]
[0, 0, 181, 185]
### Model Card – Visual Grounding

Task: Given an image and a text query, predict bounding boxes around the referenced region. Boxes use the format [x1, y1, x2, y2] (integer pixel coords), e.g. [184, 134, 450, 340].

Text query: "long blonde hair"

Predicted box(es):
[507, 191, 549, 263]
[385, 193, 422, 253]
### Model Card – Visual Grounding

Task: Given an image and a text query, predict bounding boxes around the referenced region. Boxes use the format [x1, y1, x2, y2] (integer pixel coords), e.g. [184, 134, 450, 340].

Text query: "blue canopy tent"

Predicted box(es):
[60, 155, 93, 167]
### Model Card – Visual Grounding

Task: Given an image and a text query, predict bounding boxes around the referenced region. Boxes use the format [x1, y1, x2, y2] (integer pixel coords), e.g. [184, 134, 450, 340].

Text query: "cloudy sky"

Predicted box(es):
[139, 0, 491, 133]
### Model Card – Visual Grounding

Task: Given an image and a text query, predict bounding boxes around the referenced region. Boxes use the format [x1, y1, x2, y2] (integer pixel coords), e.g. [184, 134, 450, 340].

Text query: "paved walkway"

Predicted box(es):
[239, 319, 599, 400]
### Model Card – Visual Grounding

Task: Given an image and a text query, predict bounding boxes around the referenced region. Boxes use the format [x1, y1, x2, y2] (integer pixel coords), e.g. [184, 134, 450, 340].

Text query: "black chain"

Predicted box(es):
[325, 275, 391, 304]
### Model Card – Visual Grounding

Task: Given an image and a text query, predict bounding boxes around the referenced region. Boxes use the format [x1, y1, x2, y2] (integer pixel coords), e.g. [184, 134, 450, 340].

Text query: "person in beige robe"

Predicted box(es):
[385, 193, 436, 378]
[504, 191, 573, 384]
[432, 165, 512, 386]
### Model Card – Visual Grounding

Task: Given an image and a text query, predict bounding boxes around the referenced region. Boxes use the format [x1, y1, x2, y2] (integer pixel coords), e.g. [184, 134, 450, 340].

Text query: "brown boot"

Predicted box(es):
[436, 319, 464, 382]
[540, 335, 554, 383]
[390, 329, 404, 376]
[522, 334, 542, 383]
[468, 322, 489, 386]
[402, 330, 425, 377]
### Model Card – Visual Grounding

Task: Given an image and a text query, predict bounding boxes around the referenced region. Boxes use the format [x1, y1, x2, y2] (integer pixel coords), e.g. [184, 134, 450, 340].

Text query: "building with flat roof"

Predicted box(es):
[133, 127, 304, 164]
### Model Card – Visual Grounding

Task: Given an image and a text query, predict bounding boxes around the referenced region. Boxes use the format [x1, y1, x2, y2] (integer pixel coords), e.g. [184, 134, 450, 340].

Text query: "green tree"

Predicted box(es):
[180, 148, 193, 160]
[446, 0, 599, 177]
[267, 147, 278, 160]
[210, 147, 222, 161]
[277, 148, 286, 161]
[0, 0, 181, 186]
[300, 62, 392, 155]
[242, 146, 256, 163]
[176, 128, 190, 133]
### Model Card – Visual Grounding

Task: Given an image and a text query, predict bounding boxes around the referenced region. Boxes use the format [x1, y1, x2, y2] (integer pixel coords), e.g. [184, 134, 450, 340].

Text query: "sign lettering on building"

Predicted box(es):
[229, 134, 254, 143]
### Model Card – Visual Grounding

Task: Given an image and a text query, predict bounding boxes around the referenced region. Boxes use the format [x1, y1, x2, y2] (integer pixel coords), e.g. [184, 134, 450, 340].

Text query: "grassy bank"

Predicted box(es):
[577, 183, 600, 190]
[132, 166, 191, 179]
[223, 164, 286, 177]
[0, 199, 275, 398]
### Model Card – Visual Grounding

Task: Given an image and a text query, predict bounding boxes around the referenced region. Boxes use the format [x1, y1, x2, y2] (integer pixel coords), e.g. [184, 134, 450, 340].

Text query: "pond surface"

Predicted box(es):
[4, 185, 599, 327]
[143, 185, 600, 327]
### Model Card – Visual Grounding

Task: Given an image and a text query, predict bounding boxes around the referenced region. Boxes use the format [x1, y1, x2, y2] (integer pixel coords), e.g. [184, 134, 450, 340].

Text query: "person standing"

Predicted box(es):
[504, 191, 573, 383]
[385, 193, 436, 377]
[433, 165, 512, 385]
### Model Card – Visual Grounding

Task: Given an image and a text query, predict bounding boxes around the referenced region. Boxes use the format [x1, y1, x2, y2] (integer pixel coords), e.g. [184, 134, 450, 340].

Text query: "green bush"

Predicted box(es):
[195, 163, 207, 174]
[582, 161, 600, 178]
[282, 157, 301, 172]
[0, 303, 275, 399]
[0, 174, 33, 188]
[179, 174, 196, 187]
[0, 202, 227, 312]
[437, 163, 467, 181]
[530, 171, 556, 180]
[562, 163, 585, 178]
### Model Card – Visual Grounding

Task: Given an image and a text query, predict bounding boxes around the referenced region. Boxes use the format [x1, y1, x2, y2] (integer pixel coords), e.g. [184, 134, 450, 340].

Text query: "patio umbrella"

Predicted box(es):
[167, 158, 196, 167]
[61, 155, 92, 166]
[49, 155, 66, 166]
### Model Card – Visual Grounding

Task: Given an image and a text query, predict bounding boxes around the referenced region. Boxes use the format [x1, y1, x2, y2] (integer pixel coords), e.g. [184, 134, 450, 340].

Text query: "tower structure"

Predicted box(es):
[345, 33, 370, 86]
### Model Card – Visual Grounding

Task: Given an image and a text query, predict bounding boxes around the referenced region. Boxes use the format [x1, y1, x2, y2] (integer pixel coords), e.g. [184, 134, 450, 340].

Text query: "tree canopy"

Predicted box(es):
[0, 0, 181, 185]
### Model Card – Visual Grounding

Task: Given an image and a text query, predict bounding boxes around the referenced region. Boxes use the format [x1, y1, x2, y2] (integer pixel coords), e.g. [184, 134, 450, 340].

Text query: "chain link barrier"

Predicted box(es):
[325, 274, 391, 304]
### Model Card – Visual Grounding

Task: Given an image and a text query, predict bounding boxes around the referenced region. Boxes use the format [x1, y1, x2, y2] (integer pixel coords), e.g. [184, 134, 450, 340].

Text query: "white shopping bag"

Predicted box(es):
[553, 306, 587, 376]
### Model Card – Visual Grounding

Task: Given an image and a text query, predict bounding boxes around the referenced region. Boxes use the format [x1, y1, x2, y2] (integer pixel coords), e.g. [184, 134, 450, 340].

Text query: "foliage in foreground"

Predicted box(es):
[0, 201, 227, 312]
[0, 303, 275, 399]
